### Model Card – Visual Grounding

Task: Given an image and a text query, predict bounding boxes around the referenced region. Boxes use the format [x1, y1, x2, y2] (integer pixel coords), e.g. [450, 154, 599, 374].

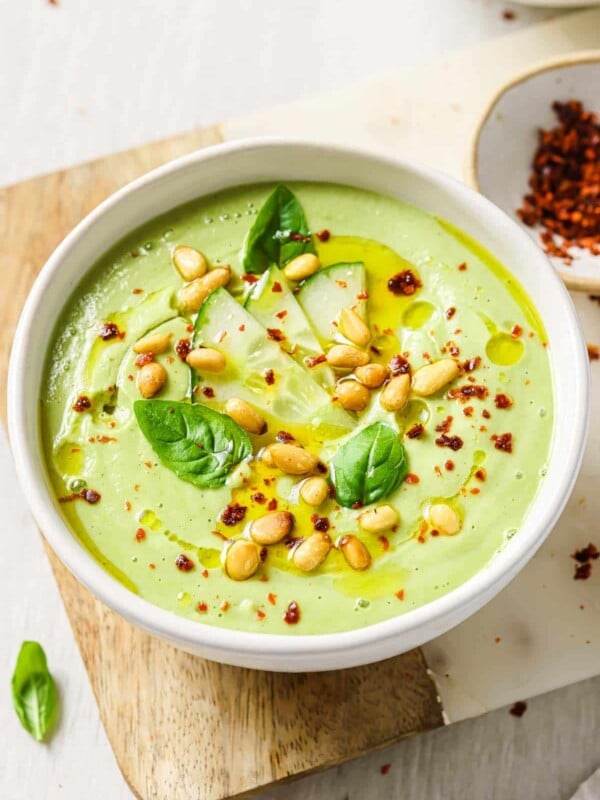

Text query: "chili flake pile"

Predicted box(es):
[517, 100, 600, 265]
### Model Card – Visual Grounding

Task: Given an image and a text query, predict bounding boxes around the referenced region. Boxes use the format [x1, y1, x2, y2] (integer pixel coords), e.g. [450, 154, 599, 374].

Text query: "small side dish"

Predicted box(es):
[42, 181, 553, 635]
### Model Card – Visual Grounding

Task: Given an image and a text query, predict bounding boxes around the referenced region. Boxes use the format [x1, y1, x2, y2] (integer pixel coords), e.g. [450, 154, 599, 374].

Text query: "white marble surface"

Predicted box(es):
[3, 2, 600, 799]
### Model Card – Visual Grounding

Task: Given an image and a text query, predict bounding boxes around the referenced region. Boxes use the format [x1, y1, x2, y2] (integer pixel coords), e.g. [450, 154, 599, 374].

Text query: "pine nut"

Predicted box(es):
[340, 307, 370, 347]
[292, 532, 332, 572]
[354, 363, 388, 388]
[133, 332, 173, 354]
[300, 476, 329, 507]
[335, 380, 370, 411]
[270, 443, 318, 475]
[224, 539, 260, 581]
[224, 398, 267, 435]
[177, 266, 231, 313]
[137, 362, 167, 398]
[338, 535, 371, 571]
[380, 374, 410, 411]
[283, 253, 320, 281]
[260, 444, 276, 467]
[358, 505, 398, 533]
[326, 344, 369, 368]
[172, 245, 208, 282]
[412, 359, 460, 396]
[187, 347, 227, 373]
[428, 503, 461, 535]
[250, 511, 294, 545]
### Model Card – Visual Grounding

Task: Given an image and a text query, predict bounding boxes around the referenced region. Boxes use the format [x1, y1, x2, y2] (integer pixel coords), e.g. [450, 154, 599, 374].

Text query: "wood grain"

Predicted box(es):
[0, 127, 444, 800]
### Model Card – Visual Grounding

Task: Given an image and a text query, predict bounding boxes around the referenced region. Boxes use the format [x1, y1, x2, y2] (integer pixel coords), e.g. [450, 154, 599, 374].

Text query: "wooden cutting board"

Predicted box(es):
[0, 127, 444, 799]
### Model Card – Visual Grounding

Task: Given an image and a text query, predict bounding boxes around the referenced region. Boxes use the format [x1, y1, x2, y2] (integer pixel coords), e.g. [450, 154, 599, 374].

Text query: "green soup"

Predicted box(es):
[42, 182, 553, 634]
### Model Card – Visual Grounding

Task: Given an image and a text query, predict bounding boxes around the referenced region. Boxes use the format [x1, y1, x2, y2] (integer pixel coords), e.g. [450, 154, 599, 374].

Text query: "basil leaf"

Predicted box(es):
[11, 641, 58, 742]
[241, 185, 316, 274]
[134, 399, 252, 489]
[331, 422, 407, 508]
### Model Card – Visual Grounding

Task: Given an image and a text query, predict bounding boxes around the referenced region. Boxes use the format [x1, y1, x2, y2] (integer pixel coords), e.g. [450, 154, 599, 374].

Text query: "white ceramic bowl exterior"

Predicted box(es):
[8, 140, 589, 671]
[472, 54, 600, 290]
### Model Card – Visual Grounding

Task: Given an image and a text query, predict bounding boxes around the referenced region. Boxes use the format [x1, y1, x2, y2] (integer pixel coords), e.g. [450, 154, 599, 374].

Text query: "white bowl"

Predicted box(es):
[8, 140, 589, 672]
[470, 52, 600, 292]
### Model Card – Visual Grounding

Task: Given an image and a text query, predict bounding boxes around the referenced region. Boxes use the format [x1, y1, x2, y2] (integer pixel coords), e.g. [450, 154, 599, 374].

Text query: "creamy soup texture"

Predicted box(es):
[42, 182, 553, 634]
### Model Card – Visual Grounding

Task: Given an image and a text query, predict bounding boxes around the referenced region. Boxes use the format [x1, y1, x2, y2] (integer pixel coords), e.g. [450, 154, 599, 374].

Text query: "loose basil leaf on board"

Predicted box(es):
[241, 185, 316, 274]
[11, 641, 58, 742]
[134, 399, 253, 489]
[331, 422, 408, 508]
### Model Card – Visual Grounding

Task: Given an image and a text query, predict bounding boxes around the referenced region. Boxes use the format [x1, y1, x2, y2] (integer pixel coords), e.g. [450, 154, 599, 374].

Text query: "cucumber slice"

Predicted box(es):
[296, 262, 366, 346]
[244, 266, 334, 387]
[192, 288, 354, 434]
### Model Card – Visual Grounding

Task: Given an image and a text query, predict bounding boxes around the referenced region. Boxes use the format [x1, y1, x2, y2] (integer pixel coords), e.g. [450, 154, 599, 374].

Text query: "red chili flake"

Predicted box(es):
[267, 498, 278, 511]
[201, 569, 209, 578]
[588, 344, 600, 361]
[276, 430, 295, 443]
[463, 406, 474, 417]
[82, 489, 101, 504]
[132, 288, 144, 295]
[356, 290, 369, 300]
[264, 368, 276, 385]
[257, 609, 266, 620]
[435, 415, 453, 434]
[518, 101, 600, 263]
[387, 269, 421, 296]
[447, 341, 460, 357]
[445, 460, 455, 471]
[99, 322, 123, 341]
[336, 280, 347, 289]
[511, 325, 523, 339]
[458, 262, 467, 272]
[315, 229, 330, 242]
[289, 232, 311, 243]
[148, 563, 156, 570]
[283, 601, 300, 624]
[221, 503, 247, 526]
[470, 487, 481, 495]
[72, 395, 91, 412]
[175, 338, 192, 361]
[405, 473, 420, 484]
[196, 602, 208, 613]
[201, 386, 215, 398]
[448, 384, 489, 402]
[175, 554, 194, 572]
[573, 543, 600, 563]
[482, 408, 491, 419]
[134, 352, 154, 368]
[475, 468, 487, 482]
[446, 307, 456, 320]
[406, 423, 424, 439]
[238, 325, 246, 334]
[267, 328, 286, 342]
[242, 273, 259, 284]
[435, 433, 464, 451]
[491, 432, 513, 453]
[380, 764, 391, 775]
[305, 353, 326, 368]
[575, 562, 592, 580]
[313, 516, 330, 532]
[135, 528, 146, 542]
[494, 393, 513, 409]
[395, 589, 405, 601]
[125, 500, 132, 511]
[509, 701, 527, 717]
[376, 535, 390, 552]
[389, 354, 411, 375]
[275, 310, 288, 321]
[461, 356, 481, 373]
[269, 282, 283, 294]
[251, 492, 267, 504]
[220, 600, 230, 612]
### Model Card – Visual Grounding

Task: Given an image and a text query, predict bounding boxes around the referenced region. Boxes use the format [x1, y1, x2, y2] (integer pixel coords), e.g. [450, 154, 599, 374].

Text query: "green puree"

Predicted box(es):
[42, 182, 553, 635]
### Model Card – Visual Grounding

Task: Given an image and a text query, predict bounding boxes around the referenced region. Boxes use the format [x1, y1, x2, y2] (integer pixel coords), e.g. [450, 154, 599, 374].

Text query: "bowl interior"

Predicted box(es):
[474, 59, 600, 290]
[7, 141, 589, 669]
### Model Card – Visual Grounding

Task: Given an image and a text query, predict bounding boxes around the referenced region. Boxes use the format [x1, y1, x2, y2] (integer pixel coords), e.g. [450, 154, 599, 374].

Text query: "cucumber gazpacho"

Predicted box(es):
[42, 183, 553, 634]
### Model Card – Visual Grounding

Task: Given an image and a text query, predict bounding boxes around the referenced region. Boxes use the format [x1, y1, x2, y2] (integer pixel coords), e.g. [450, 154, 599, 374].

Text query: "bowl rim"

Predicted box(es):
[7, 137, 590, 664]
[468, 49, 600, 293]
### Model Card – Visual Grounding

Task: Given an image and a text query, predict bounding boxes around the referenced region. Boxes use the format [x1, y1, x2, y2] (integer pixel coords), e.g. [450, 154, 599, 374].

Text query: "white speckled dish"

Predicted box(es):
[470, 51, 600, 292]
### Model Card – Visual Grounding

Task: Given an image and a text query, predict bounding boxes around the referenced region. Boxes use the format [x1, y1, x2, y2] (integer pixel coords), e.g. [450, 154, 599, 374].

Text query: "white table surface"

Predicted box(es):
[3, 2, 600, 799]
